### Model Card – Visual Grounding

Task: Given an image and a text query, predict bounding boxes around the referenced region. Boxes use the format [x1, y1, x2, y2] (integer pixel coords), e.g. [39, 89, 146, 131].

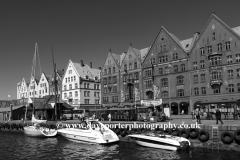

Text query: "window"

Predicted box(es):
[87, 83, 90, 89]
[74, 83, 77, 89]
[210, 56, 221, 66]
[65, 78, 67, 83]
[113, 67, 115, 73]
[104, 87, 107, 94]
[150, 58, 155, 64]
[113, 76, 117, 84]
[201, 87, 206, 95]
[173, 53, 178, 60]
[113, 86, 117, 93]
[181, 64, 185, 71]
[134, 62, 137, 69]
[134, 72, 139, 80]
[200, 60, 205, 68]
[69, 70, 72, 74]
[159, 68, 163, 74]
[75, 91, 78, 97]
[161, 78, 168, 87]
[228, 84, 234, 93]
[124, 64, 127, 71]
[69, 84, 72, 90]
[103, 78, 107, 85]
[95, 99, 100, 104]
[69, 92, 72, 97]
[129, 63, 132, 70]
[227, 55, 232, 64]
[108, 77, 111, 84]
[238, 83, 240, 92]
[177, 89, 184, 97]
[64, 85, 67, 90]
[104, 69, 107, 75]
[176, 76, 184, 85]
[64, 93, 67, 98]
[207, 45, 212, 53]
[226, 41, 231, 50]
[74, 76, 76, 81]
[145, 80, 153, 88]
[194, 75, 198, 83]
[145, 70, 152, 77]
[165, 67, 170, 73]
[212, 32, 216, 40]
[211, 72, 221, 80]
[237, 69, 240, 77]
[162, 91, 168, 98]
[84, 99, 90, 104]
[213, 87, 221, 94]
[236, 54, 240, 62]
[68, 77, 70, 82]
[129, 55, 132, 59]
[194, 88, 199, 95]
[193, 62, 197, 69]
[200, 74, 205, 82]
[123, 75, 127, 82]
[228, 70, 233, 78]
[108, 68, 111, 74]
[217, 43, 222, 51]
[200, 47, 205, 55]
[174, 65, 178, 72]
[163, 45, 166, 51]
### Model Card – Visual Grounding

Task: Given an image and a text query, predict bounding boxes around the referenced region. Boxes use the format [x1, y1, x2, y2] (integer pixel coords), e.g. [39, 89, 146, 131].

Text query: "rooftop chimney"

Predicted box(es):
[90, 62, 92, 68]
[62, 69, 64, 71]
[99, 67, 102, 70]
[81, 60, 84, 67]
[130, 43, 132, 46]
[109, 49, 111, 52]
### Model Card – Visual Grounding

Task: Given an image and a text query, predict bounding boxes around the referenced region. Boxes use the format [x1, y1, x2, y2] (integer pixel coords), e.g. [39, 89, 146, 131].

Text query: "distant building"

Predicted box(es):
[61, 60, 101, 109]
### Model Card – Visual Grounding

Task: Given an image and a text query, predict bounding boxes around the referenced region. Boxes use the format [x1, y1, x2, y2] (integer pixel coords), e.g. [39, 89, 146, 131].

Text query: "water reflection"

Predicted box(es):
[0, 131, 240, 160]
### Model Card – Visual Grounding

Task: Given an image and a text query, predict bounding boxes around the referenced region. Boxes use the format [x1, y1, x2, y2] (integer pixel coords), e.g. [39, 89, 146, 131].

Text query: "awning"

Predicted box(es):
[62, 103, 74, 110]
[199, 100, 237, 104]
[0, 105, 25, 113]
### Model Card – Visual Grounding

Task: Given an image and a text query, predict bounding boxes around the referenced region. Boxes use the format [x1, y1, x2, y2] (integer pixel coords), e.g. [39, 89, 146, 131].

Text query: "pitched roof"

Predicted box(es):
[232, 26, 240, 36]
[120, 52, 126, 66]
[180, 38, 194, 52]
[57, 69, 65, 78]
[72, 61, 101, 80]
[140, 47, 150, 61]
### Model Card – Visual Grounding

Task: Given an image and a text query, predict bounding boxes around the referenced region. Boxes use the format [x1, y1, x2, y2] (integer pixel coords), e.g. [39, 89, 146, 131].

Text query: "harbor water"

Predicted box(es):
[0, 131, 240, 160]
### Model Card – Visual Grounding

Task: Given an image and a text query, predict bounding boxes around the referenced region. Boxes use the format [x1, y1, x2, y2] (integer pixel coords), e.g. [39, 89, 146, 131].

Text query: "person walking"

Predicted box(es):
[181, 110, 185, 116]
[216, 108, 224, 125]
[195, 108, 201, 124]
[108, 113, 111, 122]
[191, 110, 195, 120]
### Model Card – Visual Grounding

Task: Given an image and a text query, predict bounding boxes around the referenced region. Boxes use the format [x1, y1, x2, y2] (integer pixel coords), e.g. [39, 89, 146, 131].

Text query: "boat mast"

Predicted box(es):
[51, 45, 58, 120]
[32, 43, 37, 115]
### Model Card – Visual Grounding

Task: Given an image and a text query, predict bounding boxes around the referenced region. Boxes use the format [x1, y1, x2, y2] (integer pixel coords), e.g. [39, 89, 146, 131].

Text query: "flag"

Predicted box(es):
[120, 90, 125, 102]
[134, 88, 140, 101]
[153, 85, 160, 100]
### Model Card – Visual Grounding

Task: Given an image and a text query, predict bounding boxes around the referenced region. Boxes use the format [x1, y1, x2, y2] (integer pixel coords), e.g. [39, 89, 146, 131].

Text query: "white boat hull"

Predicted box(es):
[128, 134, 190, 151]
[57, 120, 119, 144]
[24, 126, 57, 137]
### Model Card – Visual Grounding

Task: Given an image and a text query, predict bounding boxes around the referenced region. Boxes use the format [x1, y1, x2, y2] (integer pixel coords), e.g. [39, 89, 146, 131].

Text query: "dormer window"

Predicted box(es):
[95, 76, 98, 80]
[217, 43, 222, 51]
[85, 75, 89, 79]
[226, 41, 231, 50]
[207, 45, 212, 53]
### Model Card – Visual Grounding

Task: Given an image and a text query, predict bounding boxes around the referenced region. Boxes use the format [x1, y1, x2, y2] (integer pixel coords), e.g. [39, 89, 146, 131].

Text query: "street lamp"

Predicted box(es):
[167, 63, 172, 117]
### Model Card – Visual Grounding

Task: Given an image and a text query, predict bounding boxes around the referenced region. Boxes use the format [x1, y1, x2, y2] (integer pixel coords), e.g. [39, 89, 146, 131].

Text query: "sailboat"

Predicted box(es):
[23, 43, 57, 137]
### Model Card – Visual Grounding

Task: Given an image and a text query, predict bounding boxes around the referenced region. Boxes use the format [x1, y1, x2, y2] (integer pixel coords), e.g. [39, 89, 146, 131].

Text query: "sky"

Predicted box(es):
[1, 0, 240, 100]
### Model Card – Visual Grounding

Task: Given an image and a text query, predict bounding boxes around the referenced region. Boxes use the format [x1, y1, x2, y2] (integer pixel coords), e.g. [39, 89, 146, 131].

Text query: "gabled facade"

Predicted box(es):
[62, 60, 101, 109]
[142, 26, 196, 115]
[120, 44, 149, 105]
[17, 78, 29, 99]
[101, 50, 122, 107]
[189, 14, 240, 113]
[28, 76, 40, 99]
[38, 73, 50, 98]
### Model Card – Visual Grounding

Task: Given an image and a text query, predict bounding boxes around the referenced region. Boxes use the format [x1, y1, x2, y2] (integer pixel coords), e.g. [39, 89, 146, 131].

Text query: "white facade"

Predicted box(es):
[62, 60, 101, 108]
[28, 76, 40, 99]
[38, 73, 50, 98]
[17, 78, 29, 99]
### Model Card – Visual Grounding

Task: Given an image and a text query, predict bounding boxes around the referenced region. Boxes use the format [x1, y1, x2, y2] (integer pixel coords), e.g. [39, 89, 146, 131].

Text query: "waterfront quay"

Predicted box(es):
[1, 115, 240, 151]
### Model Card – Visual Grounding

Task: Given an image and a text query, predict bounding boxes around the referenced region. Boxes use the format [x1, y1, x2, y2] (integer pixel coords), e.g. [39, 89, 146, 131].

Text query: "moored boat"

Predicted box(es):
[24, 124, 58, 137]
[128, 132, 190, 151]
[57, 120, 119, 144]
